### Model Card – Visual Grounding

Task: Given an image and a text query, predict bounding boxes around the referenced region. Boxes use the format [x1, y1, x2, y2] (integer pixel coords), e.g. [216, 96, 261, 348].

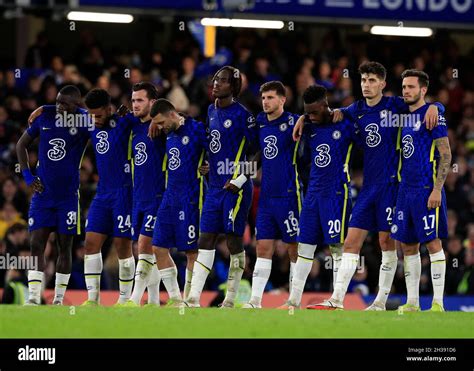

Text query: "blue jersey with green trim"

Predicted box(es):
[400, 104, 448, 188]
[27, 107, 90, 200]
[257, 111, 301, 197]
[165, 116, 208, 201]
[131, 120, 167, 202]
[342, 96, 445, 186]
[302, 118, 358, 195]
[90, 113, 136, 194]
[341, 96, 406, 186]
[206, 101, 257, 188]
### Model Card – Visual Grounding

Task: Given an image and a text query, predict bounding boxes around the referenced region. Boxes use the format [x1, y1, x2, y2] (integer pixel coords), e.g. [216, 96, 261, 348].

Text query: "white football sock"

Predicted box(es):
[147, 263, 161, 305]
[332, 253, 360, 303]
[160, 266, 182, 302]
[288, 243, 316, 306]
[374, 250, 398, 306]
[130, 254, 154, 304]
[404, 253, 421, 306]
[184, 268, 193, 300]
[429, 250, 446, 305]
[249, 257, 272, 306]
[84, 253, 102, 302]
[27, 270, 44, 304]
[53, 273, 70, 304]
[188, 249, 215, 302]
[118, 256, 135, 304]
[224, 251, 245, 304]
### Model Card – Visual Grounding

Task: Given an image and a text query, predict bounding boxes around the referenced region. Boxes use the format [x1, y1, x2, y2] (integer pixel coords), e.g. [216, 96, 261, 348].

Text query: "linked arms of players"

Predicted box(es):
[428, 137, 452, 209]
[16, 131, 44, 193]
[292, 104, 441, 141]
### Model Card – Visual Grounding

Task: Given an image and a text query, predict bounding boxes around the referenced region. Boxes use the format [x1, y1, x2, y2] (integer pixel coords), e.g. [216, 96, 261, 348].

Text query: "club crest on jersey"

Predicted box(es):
[182, 136, 190, 145]
[28, 218, 34, 226]
[380, 110, 388, 119]
[223, 119, 232, 128]
[69, 127, 77, 135]
[109, 119, 116, 128]
[391, 224, 398, 234]
[332, 130, 341, 140]
[413, 120, 422, 131]
[279, 123, 288, 132]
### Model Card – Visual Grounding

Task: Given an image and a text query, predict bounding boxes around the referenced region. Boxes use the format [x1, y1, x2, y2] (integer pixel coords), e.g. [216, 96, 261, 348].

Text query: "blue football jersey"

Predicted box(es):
[90, 113, 136, 193]
[165, 116, 208, 201]
[400, 104, 448, 188]
[27, 107, 90, 200]
[257, 111, 302, 197]
[302, 118, 358, 194]
[342, 96, 445, 186]
[341, 96, 406, 186]
[206, 101, 257, 188]
[131, 120, 167, 202]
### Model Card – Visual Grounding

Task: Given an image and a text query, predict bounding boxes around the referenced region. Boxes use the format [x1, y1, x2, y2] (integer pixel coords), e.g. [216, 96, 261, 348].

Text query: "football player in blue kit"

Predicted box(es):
[144, 99, 207, 305]
[126, 82, 167, 306]
[282, 85, 359, 308]
[392, 70, 450, 312]
[80, 89, 136, 306]
[299, 62, 444, 310]
[17, 85, 90, 305]
[242, 81, 301, 309]
[186, 66, 257, 308]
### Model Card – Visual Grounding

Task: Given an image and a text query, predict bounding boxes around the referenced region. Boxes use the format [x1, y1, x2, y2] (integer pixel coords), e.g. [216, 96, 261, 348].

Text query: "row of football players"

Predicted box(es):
[18, 61, 449, 310]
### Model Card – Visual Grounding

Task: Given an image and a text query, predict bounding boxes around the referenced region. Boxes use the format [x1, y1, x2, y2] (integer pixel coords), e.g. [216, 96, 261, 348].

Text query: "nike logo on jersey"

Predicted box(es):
[330, 234, 339, 238]
[358, 115, 364, 119]
[42, 127, 51, 130]
[145, 228, 153, 232]
[289, 232, 297, 237]
[68, 226, 76, 230]
[426, 231, 435, 236]
[120, 229, 130, 233]
[188, 240, 196, 245]
[311, 133, 317, 137]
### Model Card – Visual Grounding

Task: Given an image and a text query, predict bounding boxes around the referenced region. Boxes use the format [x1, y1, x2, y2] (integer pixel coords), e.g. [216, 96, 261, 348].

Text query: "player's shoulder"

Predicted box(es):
[77, 107, 88, 115]
[187, 116, 205, 130]
[256, 111, 267, 124]
[232, 101, 253, 117]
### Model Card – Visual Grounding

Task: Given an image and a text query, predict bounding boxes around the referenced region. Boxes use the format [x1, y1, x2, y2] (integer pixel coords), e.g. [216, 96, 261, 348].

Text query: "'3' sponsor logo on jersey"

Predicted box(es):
[95, 131, 109, 154]
[402, 135, 415, 159]
[134, 142, 148, 165]
[209, 130, 221, 153]
[365, 123, 382, 147]
[168, 147, 181, 170]
[47, 138, 66, 161]
[314, 144, 331, 167]
[263, 135, 278, 159]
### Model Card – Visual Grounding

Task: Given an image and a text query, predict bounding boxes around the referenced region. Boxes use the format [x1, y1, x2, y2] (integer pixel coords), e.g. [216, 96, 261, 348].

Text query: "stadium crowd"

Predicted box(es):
[0, 26, 473, 304]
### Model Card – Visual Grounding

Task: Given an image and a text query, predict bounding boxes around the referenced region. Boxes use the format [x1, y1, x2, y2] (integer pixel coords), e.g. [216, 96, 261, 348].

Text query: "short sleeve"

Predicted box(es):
[340, 102, 358, 122]
[26, 114, 41, 138]
[431, 114, 448, 139]
[243, 110, 258, 144]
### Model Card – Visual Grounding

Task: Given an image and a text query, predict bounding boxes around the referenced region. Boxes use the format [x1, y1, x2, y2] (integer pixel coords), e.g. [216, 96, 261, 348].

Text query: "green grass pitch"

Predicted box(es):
[0, 306, 472, 338]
